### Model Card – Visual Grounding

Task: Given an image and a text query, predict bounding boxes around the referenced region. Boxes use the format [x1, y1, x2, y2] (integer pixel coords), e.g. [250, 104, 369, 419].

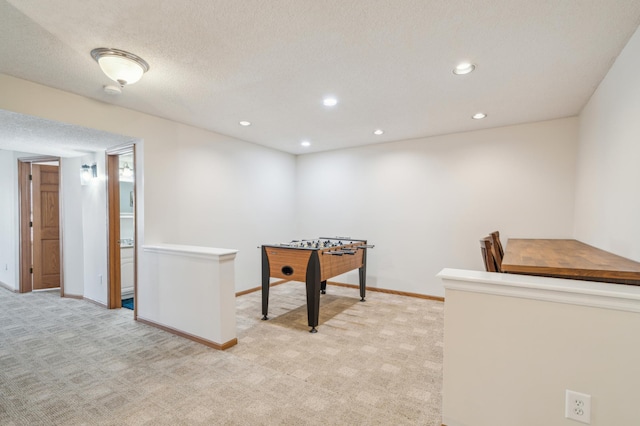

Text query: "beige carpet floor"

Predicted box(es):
[0, 282, 443, 425]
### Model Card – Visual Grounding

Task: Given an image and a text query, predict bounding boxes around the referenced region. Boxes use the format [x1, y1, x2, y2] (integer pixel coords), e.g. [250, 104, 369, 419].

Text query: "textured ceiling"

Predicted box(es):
[1, 0, 640, 156]
[0, 110, 133, 157]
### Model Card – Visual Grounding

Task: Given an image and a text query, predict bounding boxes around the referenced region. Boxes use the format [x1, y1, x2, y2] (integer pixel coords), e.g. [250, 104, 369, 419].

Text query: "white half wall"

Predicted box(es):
[439, 269, 640, 426]
[140, 244, 238, 347]
[296, 118, 579, 297]
[575, 25, 640, 262]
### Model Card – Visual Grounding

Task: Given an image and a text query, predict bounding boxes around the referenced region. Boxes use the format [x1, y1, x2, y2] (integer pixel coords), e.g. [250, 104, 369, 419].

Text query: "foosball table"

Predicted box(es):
[261, 237, 374, 332]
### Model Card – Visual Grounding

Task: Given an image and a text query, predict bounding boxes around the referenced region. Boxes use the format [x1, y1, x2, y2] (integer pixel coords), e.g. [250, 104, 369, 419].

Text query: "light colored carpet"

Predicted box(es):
[0, 282, 443, 425]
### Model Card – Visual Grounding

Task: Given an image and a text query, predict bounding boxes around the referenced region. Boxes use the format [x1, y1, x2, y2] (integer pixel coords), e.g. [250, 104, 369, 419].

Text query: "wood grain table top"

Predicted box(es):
[501, 239, 640, 285]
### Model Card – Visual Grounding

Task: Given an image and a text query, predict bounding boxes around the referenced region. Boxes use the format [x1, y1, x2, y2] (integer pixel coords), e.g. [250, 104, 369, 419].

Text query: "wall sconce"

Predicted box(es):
[81, 163, 98, 185]
[120, 162, 133, 178]
[90, 48, 150, 87]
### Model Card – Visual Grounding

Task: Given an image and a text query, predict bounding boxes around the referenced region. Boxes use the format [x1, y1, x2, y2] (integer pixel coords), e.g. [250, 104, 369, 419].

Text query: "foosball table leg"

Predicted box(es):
[261, 246, 270, 321]
[359, 249, 367, 302]
[306, 252, 322, 333]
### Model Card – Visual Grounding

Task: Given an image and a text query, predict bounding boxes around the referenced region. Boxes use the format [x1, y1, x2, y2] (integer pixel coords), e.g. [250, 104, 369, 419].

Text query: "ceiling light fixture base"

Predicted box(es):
[103, 85, 122, 95]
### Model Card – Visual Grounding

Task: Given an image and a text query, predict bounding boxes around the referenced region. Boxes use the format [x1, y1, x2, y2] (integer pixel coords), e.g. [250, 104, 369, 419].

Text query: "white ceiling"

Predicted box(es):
[1, 0, 640, 157]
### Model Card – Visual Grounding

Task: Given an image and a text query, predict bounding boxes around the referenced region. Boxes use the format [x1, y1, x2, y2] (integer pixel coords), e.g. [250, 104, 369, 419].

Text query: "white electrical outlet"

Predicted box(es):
[565, 390, 591, 424]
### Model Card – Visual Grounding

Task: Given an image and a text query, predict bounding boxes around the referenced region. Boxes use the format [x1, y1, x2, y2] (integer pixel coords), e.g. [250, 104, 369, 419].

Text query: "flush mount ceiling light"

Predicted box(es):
[453, 62, 476, 75]
[91, 48, 149, 86]
[472, 112, 487, 120]
[373, 129, 384, 135]
[301, 140, 311, 147]
[322, 97, 338, 107]
[239, 121, 251, 126]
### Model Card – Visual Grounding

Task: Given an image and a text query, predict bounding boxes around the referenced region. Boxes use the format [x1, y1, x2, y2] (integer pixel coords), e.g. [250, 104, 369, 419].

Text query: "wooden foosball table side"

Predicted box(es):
[261, 240, 370, 332]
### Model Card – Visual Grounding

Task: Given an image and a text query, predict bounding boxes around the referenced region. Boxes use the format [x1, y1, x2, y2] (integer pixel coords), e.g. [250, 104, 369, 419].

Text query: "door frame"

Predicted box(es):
[106, 144, 137, 316]
[17, 156, 63, 294]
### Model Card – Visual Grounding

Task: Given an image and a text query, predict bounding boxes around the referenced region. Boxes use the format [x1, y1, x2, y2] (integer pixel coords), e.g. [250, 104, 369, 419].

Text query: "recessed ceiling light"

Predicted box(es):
[323, 97, 338, 107]
[301, 140, 311, 147]
[472, 112, 487, 120]
[239, 121, 251, 126]
[374, 129, 384, 135]
[453, 62, 476, 75]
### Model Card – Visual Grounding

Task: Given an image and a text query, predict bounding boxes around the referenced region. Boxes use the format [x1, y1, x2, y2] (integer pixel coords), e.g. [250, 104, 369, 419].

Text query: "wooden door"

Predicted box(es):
[107, 154, 122, 308]
[32, 164, 60, 290]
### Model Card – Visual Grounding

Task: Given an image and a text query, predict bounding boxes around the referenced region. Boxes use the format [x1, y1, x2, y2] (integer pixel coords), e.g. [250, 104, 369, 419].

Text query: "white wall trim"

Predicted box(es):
[437, 268, 640, 313]
[142, 244, 238, 262]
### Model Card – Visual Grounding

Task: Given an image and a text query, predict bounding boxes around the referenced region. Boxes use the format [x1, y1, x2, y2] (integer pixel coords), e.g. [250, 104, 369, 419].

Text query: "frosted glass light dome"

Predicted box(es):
[91, 48, 149, 86]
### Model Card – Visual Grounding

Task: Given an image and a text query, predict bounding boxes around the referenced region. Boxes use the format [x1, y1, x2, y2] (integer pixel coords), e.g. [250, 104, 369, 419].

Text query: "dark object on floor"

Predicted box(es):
[122, 298, 134, 310]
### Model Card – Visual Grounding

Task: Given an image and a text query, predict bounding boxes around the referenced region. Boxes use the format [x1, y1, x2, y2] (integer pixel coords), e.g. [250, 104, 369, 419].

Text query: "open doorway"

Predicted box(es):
[18, 157, 62, 294]
[106, 145, 136, 315]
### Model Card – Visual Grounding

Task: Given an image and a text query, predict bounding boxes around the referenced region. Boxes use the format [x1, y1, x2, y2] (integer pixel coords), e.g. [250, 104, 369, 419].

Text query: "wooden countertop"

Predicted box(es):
[501, 239, 640, 285]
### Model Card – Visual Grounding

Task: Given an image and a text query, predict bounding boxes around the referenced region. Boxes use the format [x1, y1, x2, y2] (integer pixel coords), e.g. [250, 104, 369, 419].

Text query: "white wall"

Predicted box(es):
[59, 156, 85, 296]
[149, 126, 297, 287]
[574, 26, 640, 261]
[0, 74, 297, 295]
[296, 118, 579, 297]
[0, 150, 18, 289]
[79, 152, 109, 304]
